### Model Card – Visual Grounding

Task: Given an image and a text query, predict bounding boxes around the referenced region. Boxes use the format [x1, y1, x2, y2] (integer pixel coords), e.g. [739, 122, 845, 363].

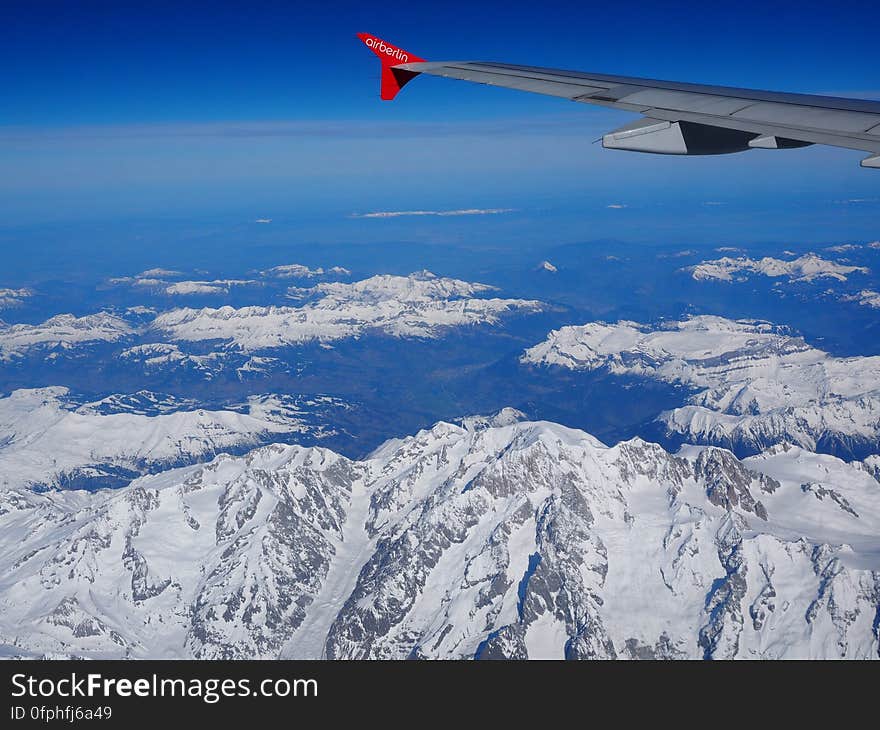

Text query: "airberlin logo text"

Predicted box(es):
[365, 37, 409, 62]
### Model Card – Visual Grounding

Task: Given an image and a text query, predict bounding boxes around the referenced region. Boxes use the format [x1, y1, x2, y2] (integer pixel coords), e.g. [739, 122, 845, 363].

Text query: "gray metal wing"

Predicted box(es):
[399, 60, 880, 167]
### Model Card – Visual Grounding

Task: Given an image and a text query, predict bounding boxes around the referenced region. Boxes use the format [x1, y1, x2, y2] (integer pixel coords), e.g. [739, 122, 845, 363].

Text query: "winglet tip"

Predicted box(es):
[358, 33, 425, 101]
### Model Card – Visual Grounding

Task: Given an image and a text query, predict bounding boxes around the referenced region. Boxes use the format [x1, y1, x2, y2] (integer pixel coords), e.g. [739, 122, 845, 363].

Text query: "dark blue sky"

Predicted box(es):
[1, 0, 877, 244]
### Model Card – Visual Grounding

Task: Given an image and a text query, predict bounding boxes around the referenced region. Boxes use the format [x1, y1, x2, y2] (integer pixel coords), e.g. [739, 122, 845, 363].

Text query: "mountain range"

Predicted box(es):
[1, 410, 877, 659]
[522, 315, 880, 459]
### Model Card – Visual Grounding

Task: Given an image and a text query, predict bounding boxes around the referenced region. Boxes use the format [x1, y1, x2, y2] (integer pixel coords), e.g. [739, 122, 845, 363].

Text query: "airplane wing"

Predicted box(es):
[358, 33, 880, 168]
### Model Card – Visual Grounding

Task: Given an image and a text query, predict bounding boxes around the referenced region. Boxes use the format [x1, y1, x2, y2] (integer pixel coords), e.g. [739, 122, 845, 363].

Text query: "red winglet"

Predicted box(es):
[357, 33, 425, 101]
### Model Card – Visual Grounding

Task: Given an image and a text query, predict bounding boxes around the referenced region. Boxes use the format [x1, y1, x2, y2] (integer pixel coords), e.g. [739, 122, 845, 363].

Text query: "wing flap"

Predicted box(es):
[729, 102, 880, 133]
[617, 89, 757, 115]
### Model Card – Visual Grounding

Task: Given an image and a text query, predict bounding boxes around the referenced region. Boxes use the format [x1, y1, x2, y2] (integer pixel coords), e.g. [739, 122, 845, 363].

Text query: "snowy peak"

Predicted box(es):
[459, 407, 528, 431]
[692, 447, 777, 520]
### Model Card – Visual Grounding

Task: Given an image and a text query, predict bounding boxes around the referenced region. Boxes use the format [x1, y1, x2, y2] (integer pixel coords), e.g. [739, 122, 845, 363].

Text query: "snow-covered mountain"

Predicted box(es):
[0, 313, 133, 362]
[139, 268, 182, 278]
[260, 264, 350, 279]
[111, 276, 262, 296]
[845, 290, 880, 309]
[1, 412, 877, 659]
[117, 342, 291, 381]
[153, 272, 544, 350]
[164, 280, 259, 296]
[75, 390, 200, 415]
[0, 288, 32, 310]
[117, 343, 233, 378]
[687, 254, 869, 283]
[0, 387, 338, 491]
[521, 315, 880, 458]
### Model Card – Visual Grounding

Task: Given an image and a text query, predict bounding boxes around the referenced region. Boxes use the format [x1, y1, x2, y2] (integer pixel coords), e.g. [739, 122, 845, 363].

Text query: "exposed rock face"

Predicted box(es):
[1, 415, 878, 660]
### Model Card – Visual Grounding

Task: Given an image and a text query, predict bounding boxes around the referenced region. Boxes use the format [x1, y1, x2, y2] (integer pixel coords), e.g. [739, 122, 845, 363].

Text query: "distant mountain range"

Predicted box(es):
[1, 271, 544, 364]
[0, 312, 132, 362]
[686, 253, 869, 283]
[153, 271, 544, 348]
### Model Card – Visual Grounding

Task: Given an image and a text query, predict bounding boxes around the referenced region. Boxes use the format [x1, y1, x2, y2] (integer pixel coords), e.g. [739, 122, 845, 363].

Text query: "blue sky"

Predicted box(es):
[1, 0, 877, 245]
